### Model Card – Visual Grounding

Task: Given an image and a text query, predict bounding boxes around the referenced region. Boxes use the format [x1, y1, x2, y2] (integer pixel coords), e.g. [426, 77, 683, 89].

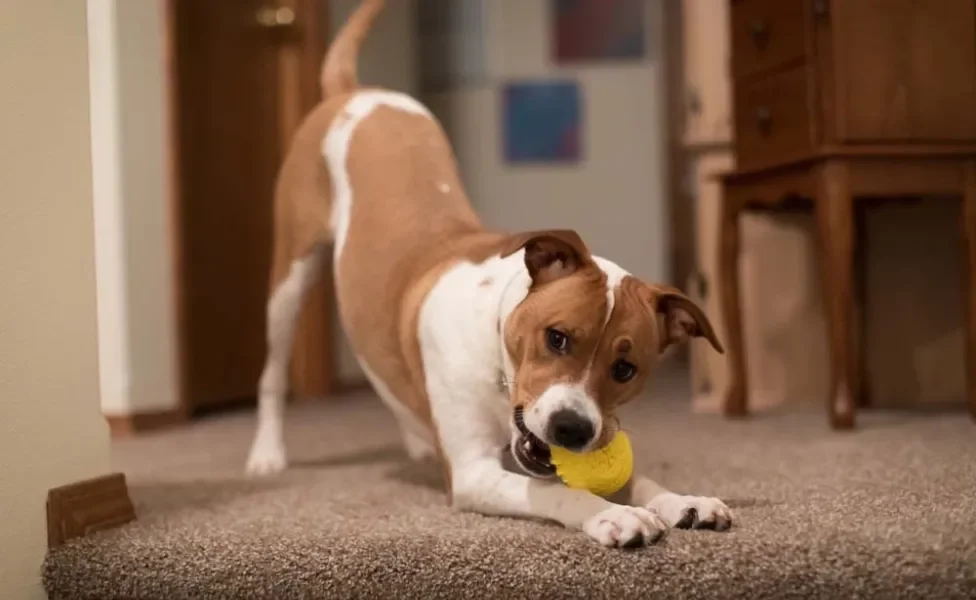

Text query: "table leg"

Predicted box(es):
[963, 161, 976, 423]
[815, 162, 856, 430]
[719, 190, 747, 418]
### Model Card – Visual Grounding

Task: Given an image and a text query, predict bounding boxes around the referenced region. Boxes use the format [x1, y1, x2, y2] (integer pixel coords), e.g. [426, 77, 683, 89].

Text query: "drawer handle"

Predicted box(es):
[749, 19, 770, 47]
[755, 106, 772, 135]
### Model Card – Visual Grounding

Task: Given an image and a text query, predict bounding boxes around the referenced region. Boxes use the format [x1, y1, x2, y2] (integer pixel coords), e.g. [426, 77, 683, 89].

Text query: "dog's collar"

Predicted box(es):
[495, 267, 524, 397]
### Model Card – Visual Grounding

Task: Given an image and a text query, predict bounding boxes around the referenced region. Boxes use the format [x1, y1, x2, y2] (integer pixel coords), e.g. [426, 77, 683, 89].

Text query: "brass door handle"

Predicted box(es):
[256, 6, 296, 28]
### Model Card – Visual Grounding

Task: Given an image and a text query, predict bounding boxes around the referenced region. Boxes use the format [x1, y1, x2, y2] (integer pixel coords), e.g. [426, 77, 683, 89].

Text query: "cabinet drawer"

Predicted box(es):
[731, 0, 809, 79]
[734, 65, 815, 170]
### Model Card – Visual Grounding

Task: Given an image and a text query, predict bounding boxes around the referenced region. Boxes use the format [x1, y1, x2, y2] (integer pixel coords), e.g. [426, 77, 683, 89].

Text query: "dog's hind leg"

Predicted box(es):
[400, 426, 436, 461]
[355, 359, 436, 461]
[246, 238, 326, 476]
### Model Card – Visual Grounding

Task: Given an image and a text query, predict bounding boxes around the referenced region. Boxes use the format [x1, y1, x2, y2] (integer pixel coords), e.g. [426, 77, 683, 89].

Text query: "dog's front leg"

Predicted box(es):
[628, 475, 733, 531]
[451, 457, 668, 548]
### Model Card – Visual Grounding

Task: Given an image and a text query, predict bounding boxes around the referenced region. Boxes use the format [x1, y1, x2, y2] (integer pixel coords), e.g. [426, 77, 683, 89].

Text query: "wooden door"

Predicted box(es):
[168, 0, 331, 412]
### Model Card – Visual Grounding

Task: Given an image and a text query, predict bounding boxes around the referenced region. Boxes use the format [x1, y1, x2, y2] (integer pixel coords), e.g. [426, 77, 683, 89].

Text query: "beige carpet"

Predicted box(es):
[44, 372, 976, 599]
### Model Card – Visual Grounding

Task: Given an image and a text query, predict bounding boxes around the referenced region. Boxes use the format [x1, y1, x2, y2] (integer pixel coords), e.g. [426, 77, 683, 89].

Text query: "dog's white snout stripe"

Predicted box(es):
[525, 382, 603, 450]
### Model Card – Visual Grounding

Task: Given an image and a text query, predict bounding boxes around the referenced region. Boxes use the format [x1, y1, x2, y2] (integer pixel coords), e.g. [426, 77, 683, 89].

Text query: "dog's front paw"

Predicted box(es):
[582, 505, 668, 549]
[246, 434, 287, 476]
[648, 493, 733, 531]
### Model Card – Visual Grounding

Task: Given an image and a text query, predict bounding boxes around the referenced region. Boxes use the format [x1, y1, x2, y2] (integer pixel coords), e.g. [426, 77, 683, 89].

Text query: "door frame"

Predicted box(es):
[162, 0, 335, 421]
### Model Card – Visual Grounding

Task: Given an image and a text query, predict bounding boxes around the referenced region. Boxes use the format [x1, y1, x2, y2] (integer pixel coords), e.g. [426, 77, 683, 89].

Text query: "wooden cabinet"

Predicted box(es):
[730, 0, 976, 171]
[719, 0, 976, 428]
[828, 0, 976, 143]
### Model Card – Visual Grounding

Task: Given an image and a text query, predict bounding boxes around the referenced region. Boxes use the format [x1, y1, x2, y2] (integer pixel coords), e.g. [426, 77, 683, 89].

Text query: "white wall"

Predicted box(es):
[330, 0, 418, 96]
[0, 1, 113, 596]
[425, 0, 670, 284]
[89, 0, 179, 415]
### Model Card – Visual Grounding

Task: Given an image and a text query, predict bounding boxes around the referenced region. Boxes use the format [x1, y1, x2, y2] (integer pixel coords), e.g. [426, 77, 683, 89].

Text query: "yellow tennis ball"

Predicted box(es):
[550, 431, 634, 497]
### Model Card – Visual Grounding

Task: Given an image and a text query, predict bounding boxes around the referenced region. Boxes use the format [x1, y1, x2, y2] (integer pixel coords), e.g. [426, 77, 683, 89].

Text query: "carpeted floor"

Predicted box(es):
[45, 371, 976, 599]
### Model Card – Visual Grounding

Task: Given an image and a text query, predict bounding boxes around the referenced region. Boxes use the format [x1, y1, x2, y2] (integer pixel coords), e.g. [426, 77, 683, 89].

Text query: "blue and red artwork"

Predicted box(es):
[502, 80, 582, 164]
[551, 0, 646, 63]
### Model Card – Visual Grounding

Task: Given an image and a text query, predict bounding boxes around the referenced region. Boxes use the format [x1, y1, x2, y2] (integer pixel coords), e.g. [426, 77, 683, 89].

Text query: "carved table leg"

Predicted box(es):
[963, 161, 976, 422]
[719, 188, 747, 418]
[815, 161, 856, 430]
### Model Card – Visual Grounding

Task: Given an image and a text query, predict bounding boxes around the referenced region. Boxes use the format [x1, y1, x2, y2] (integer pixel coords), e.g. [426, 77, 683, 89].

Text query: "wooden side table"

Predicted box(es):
[719, 151, 976, 428]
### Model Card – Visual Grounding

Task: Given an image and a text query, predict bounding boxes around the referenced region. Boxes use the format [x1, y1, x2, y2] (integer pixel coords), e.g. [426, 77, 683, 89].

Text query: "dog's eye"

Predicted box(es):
[610, 359, 637, 383]
[545, 328, 571, 355]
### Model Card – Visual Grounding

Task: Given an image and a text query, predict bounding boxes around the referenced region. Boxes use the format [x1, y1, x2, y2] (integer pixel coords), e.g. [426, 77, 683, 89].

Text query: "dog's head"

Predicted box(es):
[498, 230, 724, 477]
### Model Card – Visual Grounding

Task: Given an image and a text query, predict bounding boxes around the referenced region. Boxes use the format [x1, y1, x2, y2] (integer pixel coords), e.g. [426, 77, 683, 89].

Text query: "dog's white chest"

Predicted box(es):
[417, 254, 529, 459]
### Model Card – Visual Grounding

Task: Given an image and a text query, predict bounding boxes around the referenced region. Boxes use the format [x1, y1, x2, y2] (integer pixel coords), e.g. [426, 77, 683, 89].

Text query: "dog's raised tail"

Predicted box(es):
[321, 0, 385, 97]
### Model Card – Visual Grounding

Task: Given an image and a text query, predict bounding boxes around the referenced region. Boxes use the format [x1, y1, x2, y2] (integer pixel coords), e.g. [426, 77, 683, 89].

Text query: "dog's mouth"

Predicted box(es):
[511, 407, 556, 478]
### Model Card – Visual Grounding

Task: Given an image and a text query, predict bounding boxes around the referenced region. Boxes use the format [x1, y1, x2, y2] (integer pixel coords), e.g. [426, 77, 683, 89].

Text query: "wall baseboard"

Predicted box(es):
[102, 382, 375, 438]
[47, 473, 136, 548]
[104, 407, 186, 438]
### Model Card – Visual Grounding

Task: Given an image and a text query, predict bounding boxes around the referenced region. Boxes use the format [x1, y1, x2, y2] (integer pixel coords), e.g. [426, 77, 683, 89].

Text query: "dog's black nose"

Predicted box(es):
[548, 410, 595, 451]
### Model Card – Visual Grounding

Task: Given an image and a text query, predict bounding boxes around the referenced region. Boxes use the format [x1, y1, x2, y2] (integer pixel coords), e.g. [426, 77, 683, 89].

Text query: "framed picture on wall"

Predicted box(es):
[551, 0, 647, 63]
[502, 79, 582, 165]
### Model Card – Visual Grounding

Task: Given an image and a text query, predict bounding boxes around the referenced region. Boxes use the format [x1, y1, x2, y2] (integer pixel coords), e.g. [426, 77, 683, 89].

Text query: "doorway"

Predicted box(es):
[165, 0, 334, 413]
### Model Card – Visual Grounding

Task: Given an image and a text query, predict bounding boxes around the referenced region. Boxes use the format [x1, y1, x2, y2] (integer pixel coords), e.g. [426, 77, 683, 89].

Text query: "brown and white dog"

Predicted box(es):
[246, 0, 731, 548]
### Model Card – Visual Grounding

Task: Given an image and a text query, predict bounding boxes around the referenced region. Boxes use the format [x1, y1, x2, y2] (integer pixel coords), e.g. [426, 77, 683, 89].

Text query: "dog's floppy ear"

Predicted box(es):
[500, 229, 592, 287]
[646, 285, 724, 354]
